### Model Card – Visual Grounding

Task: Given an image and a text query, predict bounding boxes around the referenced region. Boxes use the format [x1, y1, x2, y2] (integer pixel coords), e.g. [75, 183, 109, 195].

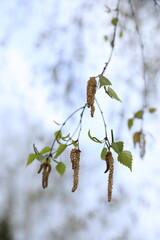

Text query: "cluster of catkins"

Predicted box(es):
[68, 77, 97, 193]
[87, 77, 114, 202]
[37, 77, 114, 202]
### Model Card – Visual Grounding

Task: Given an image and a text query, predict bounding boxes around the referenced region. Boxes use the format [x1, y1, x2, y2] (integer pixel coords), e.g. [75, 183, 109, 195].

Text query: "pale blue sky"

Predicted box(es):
[0, 1, 160, 240]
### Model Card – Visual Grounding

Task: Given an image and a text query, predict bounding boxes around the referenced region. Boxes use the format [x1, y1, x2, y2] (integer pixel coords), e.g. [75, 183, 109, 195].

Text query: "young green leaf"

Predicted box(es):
[40, 146, 51, 154]
[119, 31, 123, 38]
[54, 130, 62, 141]
[133, 132, 141, 147]
[111, 141, 124, 154]
[88, 130, 102, 143]
[100, 148, 108, 160]
[33, 144, 39, 154]
[134, 110, 144, 119]
[128, 118, 134, 129]
[56, 162, 66, 176]
[99, 75, 112, 88]
[111, 17, 118, 26]
[61, 133, 70, 140]
[110, 40, 114, 48]
[35, 154, 48, 161]
[148, 108, 156, 113]
[72, 141, 79, 147]
[108, 87, 122, 102]
[26, 153, 36, 166]
[54, 144, 67, 159]
[104, 35, 108, 41]
[118, 150, 133, 171]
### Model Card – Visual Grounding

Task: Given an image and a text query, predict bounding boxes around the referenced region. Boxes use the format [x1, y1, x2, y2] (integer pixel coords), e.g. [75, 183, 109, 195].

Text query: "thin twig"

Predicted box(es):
[100, 0, 120, 76]
[49, 104, 87, 155]
[128, 0, 147, 110]
[95, 98, 110, 149]
[77, 104, 87, 149]
[154, 0, 160, 6]
[66, 104, 87, 149]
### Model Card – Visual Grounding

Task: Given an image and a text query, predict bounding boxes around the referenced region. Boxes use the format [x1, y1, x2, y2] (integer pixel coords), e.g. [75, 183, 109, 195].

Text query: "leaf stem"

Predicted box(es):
[65, 103, 87, 149]
[95, 98, 111, 149]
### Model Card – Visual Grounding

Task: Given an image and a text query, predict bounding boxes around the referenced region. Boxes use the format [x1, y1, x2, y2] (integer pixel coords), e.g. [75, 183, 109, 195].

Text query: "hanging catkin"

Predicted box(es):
[140, 131, 146, 158]
[105, 151, 114, 202]
[38, 162, 52, 189]
[87, 77, 97, 117]
[70, 148, 81, 192]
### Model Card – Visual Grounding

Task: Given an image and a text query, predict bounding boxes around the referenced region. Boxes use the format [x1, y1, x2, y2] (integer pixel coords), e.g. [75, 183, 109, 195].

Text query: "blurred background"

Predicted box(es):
[0, 0, 160, 239]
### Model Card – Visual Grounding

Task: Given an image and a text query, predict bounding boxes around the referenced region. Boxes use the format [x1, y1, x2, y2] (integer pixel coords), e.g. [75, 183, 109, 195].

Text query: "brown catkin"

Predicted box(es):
[42, 169, 49, 188]
[105, 151, 114, 202]
[37, 163, 44, 174]
[38, 162, 52, 189]
[87, 77, 97, 117]
[70, 148, 81, 192]
[140, 131, 146, 158]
